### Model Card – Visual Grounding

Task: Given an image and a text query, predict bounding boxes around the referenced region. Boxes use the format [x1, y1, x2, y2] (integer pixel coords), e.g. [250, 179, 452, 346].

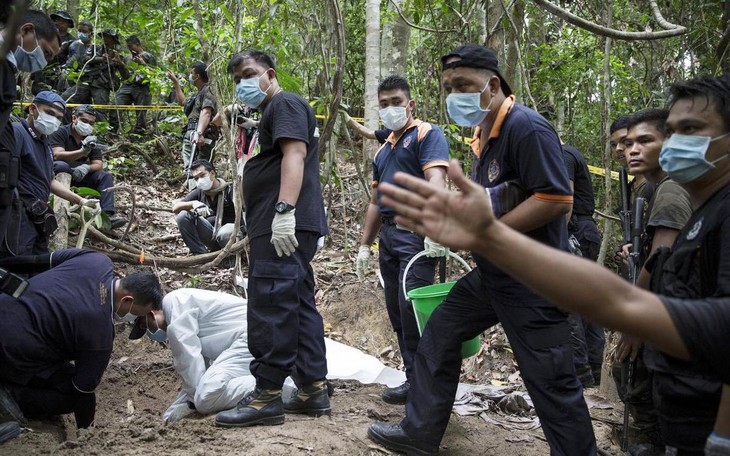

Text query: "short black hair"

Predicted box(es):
[626, 108, 669, 137]
[24, 9, 60, 45]
[227, 50, 276, 74]
[378, 75, 411, 99]
[126, 35, 140, 45]
[191, 62, 208, 82]
[669, 75, 730, 132]
[119, 272, 163, 310]
[191, 159, 214, 173]
[610, 116, 631, 134]
[77, 20, 93, 31]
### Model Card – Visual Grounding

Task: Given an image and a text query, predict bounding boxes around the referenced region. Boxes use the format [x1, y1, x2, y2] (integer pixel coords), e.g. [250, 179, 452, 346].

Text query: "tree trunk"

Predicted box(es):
[363, 0, 381, 165]
[380, 0, 411, 78]
[50, 173, 71, 252]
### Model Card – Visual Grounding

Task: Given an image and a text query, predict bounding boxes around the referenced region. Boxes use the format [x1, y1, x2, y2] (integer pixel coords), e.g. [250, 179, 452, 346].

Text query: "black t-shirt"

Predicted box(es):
[0, 249, 114, 391]
[662, 295, 730, 384]
[242, 91, 328, 240]
[48, 124, 103, 168]
[562, 144, 595, 217]
[645, 184, 730, 379]
[181, 182, 237, 226]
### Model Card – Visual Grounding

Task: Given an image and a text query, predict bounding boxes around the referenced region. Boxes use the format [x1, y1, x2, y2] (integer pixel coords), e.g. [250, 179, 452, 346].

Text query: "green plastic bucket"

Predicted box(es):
[404, 252, 481, 359]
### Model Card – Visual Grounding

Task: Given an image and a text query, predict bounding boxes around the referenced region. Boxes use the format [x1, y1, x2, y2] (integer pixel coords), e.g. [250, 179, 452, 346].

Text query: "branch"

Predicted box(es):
[532, 0, 688, 41]
[387, 0, 459, 34]
[318, 0, 346, 160]
[105, 185, 136, 243]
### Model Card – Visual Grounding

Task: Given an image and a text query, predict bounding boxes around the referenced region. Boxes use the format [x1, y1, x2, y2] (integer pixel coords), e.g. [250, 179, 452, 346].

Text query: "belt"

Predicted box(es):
[575, 214, 595, 221]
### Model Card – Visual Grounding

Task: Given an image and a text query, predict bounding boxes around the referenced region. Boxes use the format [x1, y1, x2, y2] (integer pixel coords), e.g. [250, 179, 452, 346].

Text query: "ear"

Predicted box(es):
[488, 75, 500, 95]
[17, 23, 35, 47]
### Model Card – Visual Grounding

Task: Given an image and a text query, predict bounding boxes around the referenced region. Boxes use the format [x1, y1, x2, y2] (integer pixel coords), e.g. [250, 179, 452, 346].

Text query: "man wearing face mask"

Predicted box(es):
[167, 63, 218, 184]
[628, 75, 730, 456]
[355, 75, 450, 405]
[215, 50, 328, 428]
[172, 159, 242, 256]
[49, 105, 127, 230]
[129, 288, 256, 423]
[368, 45, 596, 456]
[5, 92, 98, 258]
[0, 248, 162, 435]
[64, 21, 93, 71]
[0, 10, 60, 257]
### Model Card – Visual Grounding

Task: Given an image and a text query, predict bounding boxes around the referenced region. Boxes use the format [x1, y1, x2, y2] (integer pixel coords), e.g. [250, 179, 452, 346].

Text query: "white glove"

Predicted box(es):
[356, 245, 371, 280]
[191, 200, 211, 218]
[270, 210, 298, 257]
[237, 116, 257, 129]
[424, 236, 449, 257]
[162, 401, 195, 423]
[72, 164, 91, 181]
[81, 135, 98, 153]
[79, 197, 100, 210]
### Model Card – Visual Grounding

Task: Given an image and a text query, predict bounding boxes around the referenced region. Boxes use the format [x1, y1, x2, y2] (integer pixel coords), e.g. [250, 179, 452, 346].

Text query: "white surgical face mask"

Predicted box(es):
[34, 109, 62, 136]
[114, 299, 137, 323]
[196, 175, 213, 191]
[379, 106, 409, 131]
[75, 120, 94, 137]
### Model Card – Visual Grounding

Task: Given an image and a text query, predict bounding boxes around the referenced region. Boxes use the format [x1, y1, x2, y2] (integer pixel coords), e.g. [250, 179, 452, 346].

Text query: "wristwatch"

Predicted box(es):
[275, 201, 296, 214]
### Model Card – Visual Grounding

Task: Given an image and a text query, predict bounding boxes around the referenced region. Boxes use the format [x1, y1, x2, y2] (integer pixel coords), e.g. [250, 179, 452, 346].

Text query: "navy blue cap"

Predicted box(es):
[33, 91, 66, 113]
[441, 45, 513, 96]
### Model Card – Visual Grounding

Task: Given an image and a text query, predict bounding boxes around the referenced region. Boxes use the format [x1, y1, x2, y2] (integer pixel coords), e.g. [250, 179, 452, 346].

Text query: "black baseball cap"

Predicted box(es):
[100, 29, 121, 43]
[73, 104, 99, 117]
[129, 316, 146, 340]
[50, 11, 75, 28]
[441, 45, 513, 96]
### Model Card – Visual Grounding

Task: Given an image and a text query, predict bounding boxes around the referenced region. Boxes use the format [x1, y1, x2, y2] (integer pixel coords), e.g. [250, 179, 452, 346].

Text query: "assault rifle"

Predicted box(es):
[619, 168, 632, 246]
[621, 195, 645, 452]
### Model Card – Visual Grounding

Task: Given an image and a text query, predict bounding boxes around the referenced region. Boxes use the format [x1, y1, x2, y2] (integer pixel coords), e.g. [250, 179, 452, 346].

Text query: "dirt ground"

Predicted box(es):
[1, 141, 629, 455]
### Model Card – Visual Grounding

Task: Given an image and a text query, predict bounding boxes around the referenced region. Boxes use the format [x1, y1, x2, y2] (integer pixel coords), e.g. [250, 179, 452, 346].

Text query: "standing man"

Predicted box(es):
[367, 45, 596, 455]
[216, 50, 329, 427]
[109, 35, 157, 135]
[49, 104, 127, 229]
[172, 159, 242, 255]
[8, 92, 98, 257]
[0, 248, 162, 435]
[0, 10, 60, 256]
[562, 142, 604, 387]
[49, 11, 75, 49]
[167, 63, 218, 176]
[355, 75, 449, 404]
[62, 29, 128, 122]
[64, 21, 93, 70]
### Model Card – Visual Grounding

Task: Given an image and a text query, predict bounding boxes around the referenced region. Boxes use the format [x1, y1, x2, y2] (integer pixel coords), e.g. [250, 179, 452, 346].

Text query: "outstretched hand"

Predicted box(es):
[379, 159, 496, 252]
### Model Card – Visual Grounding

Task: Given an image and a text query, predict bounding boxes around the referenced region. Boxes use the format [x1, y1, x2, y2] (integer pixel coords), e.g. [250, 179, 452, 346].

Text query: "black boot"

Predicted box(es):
[284, 380, 331, 417]
[215, 388, 284, 428]
[368, 421, 438, 455]
[382, 381, 410, 405]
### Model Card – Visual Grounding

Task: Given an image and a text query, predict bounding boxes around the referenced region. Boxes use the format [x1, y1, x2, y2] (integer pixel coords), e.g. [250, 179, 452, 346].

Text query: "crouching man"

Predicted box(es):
[130, 288, 255, 422]
[172, 159, 243, 255]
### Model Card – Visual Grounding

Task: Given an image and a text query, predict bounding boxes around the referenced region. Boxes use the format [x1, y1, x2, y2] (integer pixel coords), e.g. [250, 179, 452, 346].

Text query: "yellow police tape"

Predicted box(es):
[16, 103, 619, 180]
[13, 102, 181, 111]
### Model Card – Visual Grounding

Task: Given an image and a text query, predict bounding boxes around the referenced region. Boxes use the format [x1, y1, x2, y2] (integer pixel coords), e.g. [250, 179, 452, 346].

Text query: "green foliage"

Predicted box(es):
[105, 156, 137, 177]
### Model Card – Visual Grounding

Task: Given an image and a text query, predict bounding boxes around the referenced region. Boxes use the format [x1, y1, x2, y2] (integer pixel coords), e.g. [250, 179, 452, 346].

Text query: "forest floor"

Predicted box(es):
[2, 134, 631, 455]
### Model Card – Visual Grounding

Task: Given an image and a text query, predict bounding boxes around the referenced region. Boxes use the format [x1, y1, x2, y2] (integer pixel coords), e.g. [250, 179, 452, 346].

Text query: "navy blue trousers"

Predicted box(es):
[53, 161, 116, 215]
[378, 219, 436, 381]
[247, 231, 327, 389]
[400, 268, 596, 455]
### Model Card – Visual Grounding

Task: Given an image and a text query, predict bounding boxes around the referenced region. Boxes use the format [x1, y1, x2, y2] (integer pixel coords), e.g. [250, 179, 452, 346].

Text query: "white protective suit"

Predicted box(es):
[162, 288, 255, 422]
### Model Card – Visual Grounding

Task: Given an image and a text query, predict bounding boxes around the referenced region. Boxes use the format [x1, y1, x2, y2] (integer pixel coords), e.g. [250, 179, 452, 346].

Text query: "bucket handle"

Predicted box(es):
[402, 250, 472, 302]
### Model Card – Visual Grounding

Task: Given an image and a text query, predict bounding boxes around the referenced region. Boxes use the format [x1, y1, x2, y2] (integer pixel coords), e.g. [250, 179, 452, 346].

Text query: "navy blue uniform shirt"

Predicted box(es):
[372, 120, 450, 217]
[13, 120, 53, 202]
[0, 249, 115, 393]
[469, 98, 572, 303]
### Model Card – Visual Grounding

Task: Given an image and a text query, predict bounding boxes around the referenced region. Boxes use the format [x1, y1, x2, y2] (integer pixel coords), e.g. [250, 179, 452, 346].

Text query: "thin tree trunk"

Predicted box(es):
[50, 173, 71, 252]
[363, 0, 381, 167]
[381, 0, 411, 78]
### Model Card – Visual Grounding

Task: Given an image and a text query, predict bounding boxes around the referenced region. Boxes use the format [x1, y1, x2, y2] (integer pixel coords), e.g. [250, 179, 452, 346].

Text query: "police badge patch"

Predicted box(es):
[403, 135, 413, 148]
[99, 282, 107, 306]
[686, 217, 703, 241]
[487, 159, 500, 183]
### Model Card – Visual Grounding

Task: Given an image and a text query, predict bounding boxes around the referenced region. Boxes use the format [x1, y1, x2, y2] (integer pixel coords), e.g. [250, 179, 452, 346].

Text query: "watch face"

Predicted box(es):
[275, 201, 288, 213]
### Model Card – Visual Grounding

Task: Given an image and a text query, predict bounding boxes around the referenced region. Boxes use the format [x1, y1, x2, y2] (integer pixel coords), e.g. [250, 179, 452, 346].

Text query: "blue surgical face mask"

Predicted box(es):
[236, 74, 270, 109]
[379, 106, 408, 131]
[78, 32, 91, 43]
[14, 34, 48, 73]
[146, 318, 167, 342]
[114, 299, 138, 323]
[659, 132, 730, 183]
[445, 80, 491, 127]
